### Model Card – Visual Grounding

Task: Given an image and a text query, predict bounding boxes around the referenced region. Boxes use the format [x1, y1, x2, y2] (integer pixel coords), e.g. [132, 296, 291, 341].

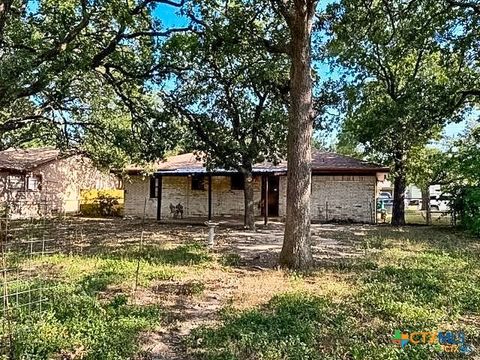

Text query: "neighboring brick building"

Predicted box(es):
[0, 147, 121, 219]
[124, 152, 389, 223]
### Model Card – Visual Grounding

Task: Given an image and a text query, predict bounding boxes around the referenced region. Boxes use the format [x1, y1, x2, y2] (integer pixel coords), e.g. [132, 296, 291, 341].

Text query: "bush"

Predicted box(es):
[451, 187, 480, 236]
[80, 190, 124, 217]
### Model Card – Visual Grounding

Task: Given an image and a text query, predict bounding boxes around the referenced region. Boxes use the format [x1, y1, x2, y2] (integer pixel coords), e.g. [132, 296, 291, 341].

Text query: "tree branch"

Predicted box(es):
[446, 0, 480, 13]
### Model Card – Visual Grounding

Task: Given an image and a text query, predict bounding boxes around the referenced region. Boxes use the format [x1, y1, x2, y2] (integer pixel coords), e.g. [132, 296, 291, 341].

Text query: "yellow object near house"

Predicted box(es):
[80, 189, 124, 217]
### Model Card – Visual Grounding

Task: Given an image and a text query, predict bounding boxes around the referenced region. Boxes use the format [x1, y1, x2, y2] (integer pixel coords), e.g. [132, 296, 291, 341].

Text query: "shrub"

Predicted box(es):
[451, 187, 480, 236]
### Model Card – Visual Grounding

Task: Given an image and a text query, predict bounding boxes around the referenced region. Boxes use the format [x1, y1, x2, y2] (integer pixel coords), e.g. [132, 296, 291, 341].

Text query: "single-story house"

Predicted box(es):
[123, 151, 389, 224]
[0, 147, 121, 219]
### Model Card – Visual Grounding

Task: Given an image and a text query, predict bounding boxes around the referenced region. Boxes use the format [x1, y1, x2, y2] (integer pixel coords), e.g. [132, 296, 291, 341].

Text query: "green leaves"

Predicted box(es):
[0, 0, 184, 166]
[158, 0, 290, 170]
[326, 0, 475, 166]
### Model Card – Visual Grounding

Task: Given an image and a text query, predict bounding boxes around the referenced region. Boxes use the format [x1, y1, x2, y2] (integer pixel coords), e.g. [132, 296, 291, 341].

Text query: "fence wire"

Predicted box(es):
[378, 196, 454, 225]
[0, 196, 150, 359]
[0, 216, 86, 358]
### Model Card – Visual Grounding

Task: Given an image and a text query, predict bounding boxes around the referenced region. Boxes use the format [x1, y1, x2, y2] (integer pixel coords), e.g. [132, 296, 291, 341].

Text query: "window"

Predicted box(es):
[27, 175, 42, 191]
[191, 175, 205, 191]
[230, 174, 244, 190]
[7, 175, 25, 190]
[149, 177, 160, 198]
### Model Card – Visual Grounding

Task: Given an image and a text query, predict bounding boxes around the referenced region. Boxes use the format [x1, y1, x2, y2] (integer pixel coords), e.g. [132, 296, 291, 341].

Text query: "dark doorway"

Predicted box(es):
[261, 176, 279, 217]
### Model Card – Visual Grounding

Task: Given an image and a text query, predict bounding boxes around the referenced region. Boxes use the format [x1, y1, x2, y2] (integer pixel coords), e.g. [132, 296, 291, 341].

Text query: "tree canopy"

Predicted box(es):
[324, 0, 476, 225]
[157, 0, 290, 229]
[0, 0, 191, 165]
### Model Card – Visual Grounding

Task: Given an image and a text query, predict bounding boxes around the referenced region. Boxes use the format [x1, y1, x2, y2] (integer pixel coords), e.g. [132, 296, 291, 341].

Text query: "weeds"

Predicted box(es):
[188, 226, 480, 360]
[1, 241, 214, 359]
[3, 222, 479, 359]
[6, 286, 163, 359]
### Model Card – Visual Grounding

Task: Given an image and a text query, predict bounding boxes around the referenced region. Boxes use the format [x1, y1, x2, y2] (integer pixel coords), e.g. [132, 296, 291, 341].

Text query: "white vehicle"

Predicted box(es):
[429, 195, 450, 212]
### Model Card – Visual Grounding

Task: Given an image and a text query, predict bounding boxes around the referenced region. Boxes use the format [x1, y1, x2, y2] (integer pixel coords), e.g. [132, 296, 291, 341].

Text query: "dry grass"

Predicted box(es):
[228, 270, 356, 310]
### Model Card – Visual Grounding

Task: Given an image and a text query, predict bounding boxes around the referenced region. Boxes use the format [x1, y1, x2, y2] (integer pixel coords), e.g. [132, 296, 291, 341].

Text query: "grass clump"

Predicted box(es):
[220, 253, 242, 267]
[189, 293, 335, 360]
[5, 286, 163, 359]
[188, 292, 441, 360]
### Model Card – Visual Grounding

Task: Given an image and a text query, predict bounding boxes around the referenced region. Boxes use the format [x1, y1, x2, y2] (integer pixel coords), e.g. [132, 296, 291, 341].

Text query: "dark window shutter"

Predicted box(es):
[231, 174, 245, 190]
[191, 175, 205, 191]
[150, 177, 156, 198]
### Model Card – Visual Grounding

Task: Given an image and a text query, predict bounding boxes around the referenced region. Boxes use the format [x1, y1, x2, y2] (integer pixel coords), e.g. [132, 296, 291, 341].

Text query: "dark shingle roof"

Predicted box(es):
[0, 147, 64, 172]
[311, 152, 388, 172]
[124, 151, 388, 175]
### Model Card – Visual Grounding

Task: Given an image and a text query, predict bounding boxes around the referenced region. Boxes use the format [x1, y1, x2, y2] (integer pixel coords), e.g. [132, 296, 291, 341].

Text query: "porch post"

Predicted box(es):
[264, 175, 269, 225]
[208, 173, 212, 221]
[156, 175, 162, 221]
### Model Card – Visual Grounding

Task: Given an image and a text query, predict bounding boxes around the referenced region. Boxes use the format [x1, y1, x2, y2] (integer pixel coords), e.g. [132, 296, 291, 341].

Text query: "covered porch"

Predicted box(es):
[151, 171, 285, 225]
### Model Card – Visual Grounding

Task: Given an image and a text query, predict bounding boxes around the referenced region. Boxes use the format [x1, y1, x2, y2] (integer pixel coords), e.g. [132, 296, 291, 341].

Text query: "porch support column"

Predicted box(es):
[208, 173, 212, 221]
[156, 175, 162, 221]
[264, 175, 269, 225]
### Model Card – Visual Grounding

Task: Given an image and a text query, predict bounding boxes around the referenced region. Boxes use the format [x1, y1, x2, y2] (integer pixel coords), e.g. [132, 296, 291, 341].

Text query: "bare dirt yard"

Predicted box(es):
[1, 218, 479, 359]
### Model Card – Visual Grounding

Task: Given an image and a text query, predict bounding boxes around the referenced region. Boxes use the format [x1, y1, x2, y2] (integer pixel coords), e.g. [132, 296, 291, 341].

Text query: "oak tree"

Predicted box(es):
[326, 0, 474, 225]
[159, 1, 290, 230]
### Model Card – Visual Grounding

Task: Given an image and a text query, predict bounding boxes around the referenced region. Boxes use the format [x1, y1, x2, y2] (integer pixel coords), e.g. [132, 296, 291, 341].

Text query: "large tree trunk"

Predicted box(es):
[421, 186, 431, 225]
[391, 157, 407, 226]
[241, 166, 256, 231]
[279, 5, 315, 269]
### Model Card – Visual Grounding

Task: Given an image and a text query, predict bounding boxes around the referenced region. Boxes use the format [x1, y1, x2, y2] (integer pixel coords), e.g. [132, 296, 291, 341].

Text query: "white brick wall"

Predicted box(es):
[124, 174, 377, 223]
[124, 175, 263, 219]
[124, 175, 157, 218]
[311, 175, 376, 223]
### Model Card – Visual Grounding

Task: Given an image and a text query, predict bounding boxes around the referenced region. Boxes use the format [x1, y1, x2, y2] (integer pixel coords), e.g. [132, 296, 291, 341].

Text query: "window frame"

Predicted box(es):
[149, 177, 160, 198]
[191, 175, 206, 191]
[26, 174, 42, 192]
[7, 174, 25, 191]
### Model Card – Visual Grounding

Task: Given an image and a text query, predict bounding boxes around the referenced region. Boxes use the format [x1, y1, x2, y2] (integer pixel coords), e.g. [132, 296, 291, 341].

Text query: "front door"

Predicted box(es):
[261, 176, 279, 217]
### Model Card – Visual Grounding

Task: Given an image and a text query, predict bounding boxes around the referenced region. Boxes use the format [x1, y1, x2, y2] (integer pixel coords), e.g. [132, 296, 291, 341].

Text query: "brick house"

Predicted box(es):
[123, 151, 389, 223]
[0, 147, 121, 219]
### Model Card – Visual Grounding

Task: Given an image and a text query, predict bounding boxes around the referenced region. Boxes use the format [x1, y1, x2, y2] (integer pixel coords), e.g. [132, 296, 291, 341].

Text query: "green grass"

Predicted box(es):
[2, 224, 479, 359]
[7, 287, 163, 359]
[1, 243, 214, 359]
[189, 227, 480, 360]
[383, 209, 453, 225]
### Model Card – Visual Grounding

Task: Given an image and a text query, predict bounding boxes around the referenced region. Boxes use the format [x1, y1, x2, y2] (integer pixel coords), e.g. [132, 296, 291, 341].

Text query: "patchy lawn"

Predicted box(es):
[1, 219, 479, 359]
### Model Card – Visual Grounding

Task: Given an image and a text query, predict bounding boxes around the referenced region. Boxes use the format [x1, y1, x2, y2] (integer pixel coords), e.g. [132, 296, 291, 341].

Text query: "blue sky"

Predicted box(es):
[153, 3, 470, 142]
[154, 4, 188, 28]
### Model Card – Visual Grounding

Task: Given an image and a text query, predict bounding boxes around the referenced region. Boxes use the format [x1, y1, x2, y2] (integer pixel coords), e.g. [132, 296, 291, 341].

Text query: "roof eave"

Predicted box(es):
[312, 167, 390, 174]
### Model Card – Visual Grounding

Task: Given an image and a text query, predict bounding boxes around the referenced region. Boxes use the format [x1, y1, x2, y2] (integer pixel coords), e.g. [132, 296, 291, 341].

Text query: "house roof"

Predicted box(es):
[124, 151, 388, 175]
[0, 147, 66, 172]
[310, 152, 389, 173]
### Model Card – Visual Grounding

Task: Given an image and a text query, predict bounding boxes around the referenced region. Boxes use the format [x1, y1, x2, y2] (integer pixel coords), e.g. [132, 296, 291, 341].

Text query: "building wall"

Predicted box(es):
[124, 175, 158, 219]
[0, 156, 120, 219]
[124, 174, 377, 223]
[124, 175, 263, 219]
[310, 175, 376, 223]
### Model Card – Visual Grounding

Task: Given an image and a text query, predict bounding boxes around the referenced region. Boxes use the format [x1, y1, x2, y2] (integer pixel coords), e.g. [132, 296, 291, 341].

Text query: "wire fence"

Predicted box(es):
[0, 199, 148, 359]
[0, 216, 85, 357]
[377, 197, 454, 225]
